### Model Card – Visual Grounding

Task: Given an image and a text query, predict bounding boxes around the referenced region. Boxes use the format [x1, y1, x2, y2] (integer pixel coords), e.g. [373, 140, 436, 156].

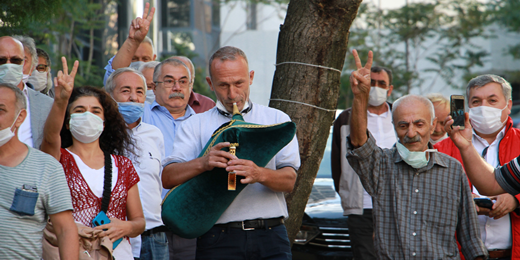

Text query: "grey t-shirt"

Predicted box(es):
[0, 146, 73, 259]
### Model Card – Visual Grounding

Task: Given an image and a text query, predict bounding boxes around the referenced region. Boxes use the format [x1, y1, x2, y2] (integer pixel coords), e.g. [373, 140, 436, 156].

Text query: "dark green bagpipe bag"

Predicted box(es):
[161, 106, 297, 238]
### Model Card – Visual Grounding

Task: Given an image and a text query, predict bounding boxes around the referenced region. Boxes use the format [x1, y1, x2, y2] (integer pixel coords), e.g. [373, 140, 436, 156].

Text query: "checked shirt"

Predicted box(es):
[346, 132, 487, 260]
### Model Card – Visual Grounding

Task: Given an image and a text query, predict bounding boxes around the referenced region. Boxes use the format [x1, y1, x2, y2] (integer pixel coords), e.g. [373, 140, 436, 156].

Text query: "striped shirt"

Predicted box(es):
[496, 156, 520, 195]
[346, 132, 487, 259]
[0, 146, 73, 259]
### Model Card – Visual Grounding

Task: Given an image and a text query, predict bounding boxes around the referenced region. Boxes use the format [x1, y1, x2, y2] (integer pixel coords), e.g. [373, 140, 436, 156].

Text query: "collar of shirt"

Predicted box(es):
[188, 89, 199, 105]
[472, 126, 506, 148]
[367, 102, 391, 118]
[130, 118, 143, 132]
[392, 142, 448, 171]
[216, 100, 253, 118]
[150, 101, 195, 120]
[22, 83, 29, 96]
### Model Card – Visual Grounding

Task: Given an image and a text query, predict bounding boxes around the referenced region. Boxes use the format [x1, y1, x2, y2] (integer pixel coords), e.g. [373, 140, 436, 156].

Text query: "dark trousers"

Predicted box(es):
[347, 209, 377, 260]
[165, 231, 197, 260]
[196, 224, 291, 260]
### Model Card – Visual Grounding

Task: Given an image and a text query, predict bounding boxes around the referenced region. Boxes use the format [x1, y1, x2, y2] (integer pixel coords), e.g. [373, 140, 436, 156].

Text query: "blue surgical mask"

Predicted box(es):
[395, 142, 437, 169]
[0, 64, 23, 86]
[118, 102, 144, 124]
[146, 90, 155, 104]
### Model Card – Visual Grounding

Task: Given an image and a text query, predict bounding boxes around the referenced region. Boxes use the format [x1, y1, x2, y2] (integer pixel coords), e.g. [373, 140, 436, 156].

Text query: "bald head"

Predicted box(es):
[392, 95, 436, 152]
[0, 37, 26, 90]
[0, 36, 24, 54]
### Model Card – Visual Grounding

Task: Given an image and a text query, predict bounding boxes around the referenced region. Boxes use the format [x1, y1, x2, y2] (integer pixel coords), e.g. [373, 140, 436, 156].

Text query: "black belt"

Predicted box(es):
[215, 217, 284, 230]
[141, 225, 169, 236]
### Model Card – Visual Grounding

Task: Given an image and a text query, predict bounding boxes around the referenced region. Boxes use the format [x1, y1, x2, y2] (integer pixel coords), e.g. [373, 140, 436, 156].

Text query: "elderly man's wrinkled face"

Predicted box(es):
[394, 99, 436, 152]
[111, 72, 146, 104]
[206, 57, 253, 113]
[0, 37, 25, 88]
[431, 101, 449, 141]
[153, 64, 191, 114]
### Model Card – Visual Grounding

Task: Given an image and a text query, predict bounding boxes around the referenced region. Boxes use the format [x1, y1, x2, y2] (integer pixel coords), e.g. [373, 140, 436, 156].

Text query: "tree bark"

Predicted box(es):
[269, 0, 362, 244]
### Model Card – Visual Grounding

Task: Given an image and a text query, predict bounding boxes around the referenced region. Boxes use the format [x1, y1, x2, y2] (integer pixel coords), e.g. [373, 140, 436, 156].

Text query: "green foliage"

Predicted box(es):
[338, 0, 490, 108]
[1, 0, 113, 88]
[0, 0, 62, 35]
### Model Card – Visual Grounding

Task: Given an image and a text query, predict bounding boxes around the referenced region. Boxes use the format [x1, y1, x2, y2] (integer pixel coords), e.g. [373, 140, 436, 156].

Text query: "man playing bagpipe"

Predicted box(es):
[161, 46, 300, 260]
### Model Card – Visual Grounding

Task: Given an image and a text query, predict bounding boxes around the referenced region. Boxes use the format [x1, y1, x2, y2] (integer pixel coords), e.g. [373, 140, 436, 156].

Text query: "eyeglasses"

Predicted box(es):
[155, 79, 189, 89]
[36, 64, 49, 72]
[0, 57, 24, 65]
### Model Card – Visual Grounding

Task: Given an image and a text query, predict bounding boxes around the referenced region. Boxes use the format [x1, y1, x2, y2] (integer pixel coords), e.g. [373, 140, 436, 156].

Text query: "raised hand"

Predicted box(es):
[445, 112, 473, 151]
[350, 49, 373, 97]
[129, 2, 155, 43]
[54, 57, 79, 104]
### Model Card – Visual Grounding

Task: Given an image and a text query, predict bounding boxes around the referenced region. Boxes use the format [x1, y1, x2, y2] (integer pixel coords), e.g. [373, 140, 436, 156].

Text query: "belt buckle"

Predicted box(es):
[242, 221, 255, 231]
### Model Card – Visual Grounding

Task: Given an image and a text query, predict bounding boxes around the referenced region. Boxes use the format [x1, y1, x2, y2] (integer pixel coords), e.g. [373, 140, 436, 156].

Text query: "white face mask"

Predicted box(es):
[396, 142, 437, 168]
[368, 87, 388, 107]
[146, 89, 155, 104]
[469, 104, 508, 135]
[28, 70, 48, 91]
[0, 64, 24, 86]
[69, 112, 104, 144]
[22, 74, 30, 84]
[0, 111, 22, 147]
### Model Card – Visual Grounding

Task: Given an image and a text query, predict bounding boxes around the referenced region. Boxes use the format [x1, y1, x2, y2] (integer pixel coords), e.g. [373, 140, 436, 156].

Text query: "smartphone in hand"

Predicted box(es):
[93, 211, 122, 249]
[474, 197, 493, 209]
[450, 95, 465, 129]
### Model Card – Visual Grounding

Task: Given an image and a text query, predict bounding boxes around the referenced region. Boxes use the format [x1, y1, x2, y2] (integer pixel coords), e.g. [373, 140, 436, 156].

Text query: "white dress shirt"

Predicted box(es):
[126, 121, 165, 258]
[472, 127, 512, 250]
[363, 103, 397, 209]
[19, 84, 33, 148]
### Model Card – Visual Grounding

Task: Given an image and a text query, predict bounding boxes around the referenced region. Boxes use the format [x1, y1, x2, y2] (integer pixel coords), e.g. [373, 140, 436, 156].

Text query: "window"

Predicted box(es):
[162, 0, 191, 28]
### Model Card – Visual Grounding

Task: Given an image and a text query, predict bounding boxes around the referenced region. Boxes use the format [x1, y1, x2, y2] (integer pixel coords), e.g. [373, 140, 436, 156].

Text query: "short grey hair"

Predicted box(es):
[138, 61, 160, 73]
[426, 93, 449, 109]
[105, 67, 147, 95]
[142, 36, 155, 55]
[129, 61, 144, 70]
[153, 58, 191, 84]
[0, 83, 27, 112]
[393, 94, 435, 124]
[12, 35, 37, 72]
[208, 46, 248, 79]
[466, 74, 512, 101]
[172, 56, 195, 81]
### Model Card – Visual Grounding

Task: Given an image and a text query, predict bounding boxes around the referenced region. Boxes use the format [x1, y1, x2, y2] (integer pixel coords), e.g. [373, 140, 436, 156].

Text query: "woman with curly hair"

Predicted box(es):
[41, 57, 145, 259]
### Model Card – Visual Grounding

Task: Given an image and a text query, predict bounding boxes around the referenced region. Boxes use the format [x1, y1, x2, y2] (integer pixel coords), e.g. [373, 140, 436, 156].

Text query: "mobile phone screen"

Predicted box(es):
[451, 96, 465, 128]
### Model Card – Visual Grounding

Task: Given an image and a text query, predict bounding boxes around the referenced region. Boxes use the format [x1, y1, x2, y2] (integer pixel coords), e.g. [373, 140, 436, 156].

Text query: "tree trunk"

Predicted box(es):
[269, 0, 362, 244]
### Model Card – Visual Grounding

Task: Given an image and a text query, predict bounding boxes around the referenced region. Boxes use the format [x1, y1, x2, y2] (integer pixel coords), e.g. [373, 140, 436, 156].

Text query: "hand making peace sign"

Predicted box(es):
[54, 57, 79, 105]
[349, 49, 373, 97]
[129, 2, 156, 43]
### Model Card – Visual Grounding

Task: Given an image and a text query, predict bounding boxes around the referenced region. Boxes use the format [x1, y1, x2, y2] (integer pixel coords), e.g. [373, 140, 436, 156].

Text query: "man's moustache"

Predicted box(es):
[403, 135, 421, 143]
[169, 93, 185, 99]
